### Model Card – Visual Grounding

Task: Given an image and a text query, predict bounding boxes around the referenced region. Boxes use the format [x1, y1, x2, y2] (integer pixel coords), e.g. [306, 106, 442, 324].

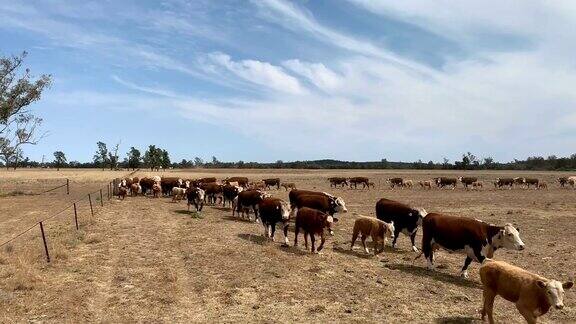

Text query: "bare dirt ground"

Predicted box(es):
[0, 169, 575, 323]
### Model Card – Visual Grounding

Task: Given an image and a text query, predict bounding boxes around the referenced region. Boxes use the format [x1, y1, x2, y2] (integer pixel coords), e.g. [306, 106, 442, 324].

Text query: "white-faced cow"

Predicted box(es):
[375, 198, 427, 252]
[258, 198, 291, 245]
[234, 189, 269, 221]
[222, 184, 243, 208]
[435, 177, 457, 189]
[294, 207, 335, 254]
[420, 213, 525, 278]
[186, 187, 205, 212]
[387, 177, 404, 189]
[288, 189, 347, 220]
[458, 176, 478, 189]
[349, 177, 370, 189]
[262, 178, 281, 190]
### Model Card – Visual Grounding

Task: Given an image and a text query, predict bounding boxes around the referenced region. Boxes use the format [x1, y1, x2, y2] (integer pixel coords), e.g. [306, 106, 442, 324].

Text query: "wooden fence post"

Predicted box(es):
[66, 179, 70, 195]
[107, 183, 111, 200]
[100, 189, 104, 207]
[88, 194, 94, 217]
[39, 222, 50, 263]
[73, 202, 79, 230]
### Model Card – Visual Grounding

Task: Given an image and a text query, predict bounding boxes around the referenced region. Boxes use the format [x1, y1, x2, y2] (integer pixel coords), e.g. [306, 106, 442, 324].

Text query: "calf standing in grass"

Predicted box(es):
[186, 187, 205, 212]
[152, 183, 161, 198]
[480, 259, 573, 324]
[294, 207, 335, 253]
[350, 216, 395, 255]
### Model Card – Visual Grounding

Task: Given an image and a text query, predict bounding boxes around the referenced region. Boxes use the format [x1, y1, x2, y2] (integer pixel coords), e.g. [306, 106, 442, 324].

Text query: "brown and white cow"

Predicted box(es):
[258, 197, 291, 245]
[402, 179, 414, 189]
[289, 189, 347, 220]
[458, 176, 478, 189]
[480, 259, 573, 324]
[420, 213, 525, 278]
[186, 187, 205, 212]
[524, 178, 540, 189]
[537, 182, 548, 190]
[328, 177, 348, 188]
[435, 177, 457, 189]
[224, 177, 249, 188]
[161, 177, 183, 196]
[349, 177, 370, 189]
[152, 183, 162, 198]
[281, 182, 296, 191]
[495, 177, 514, 189]
[200, 182, 223, 205]
[222, 184, 243, 208]
[387, 177, 404, 189]
[262, 178, 281, 190]
[234, 189, 269, 221]
[376, 198, 427, 252]
[171, 187, 187, 202]
[294, 207, 335, 253]
[419, 180, 433, 189]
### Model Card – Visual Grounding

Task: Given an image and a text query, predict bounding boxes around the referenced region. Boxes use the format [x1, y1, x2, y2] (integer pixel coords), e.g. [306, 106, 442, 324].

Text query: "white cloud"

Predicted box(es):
[282, 60, 341, 91]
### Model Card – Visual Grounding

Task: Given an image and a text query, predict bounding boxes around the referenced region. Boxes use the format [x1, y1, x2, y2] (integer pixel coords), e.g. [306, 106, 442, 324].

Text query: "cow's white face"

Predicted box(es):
[334, 197, 347, 213]
[185, 180, 190, 188]
[197, 189, 205, 201]
[500, 224, 525, 250]
[279, 201, 290, 220]
[386, 222, 395, 240]
[326, 215, 334, 235]
[539, 279, 573, 309]
[235, 186, 244, 193]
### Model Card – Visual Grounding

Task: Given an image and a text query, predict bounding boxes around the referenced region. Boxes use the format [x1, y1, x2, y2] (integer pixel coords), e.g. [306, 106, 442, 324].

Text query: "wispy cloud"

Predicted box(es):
[282, 60, 341, 92]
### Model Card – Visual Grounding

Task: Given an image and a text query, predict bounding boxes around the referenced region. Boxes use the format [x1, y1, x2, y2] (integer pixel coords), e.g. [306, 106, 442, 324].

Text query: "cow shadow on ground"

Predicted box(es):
[435, 316, 481, 324]
[211, 206, 232, 212]
[223, 215, 257, 223]
[332, 245, 375, 259]
[173, 210, 204, 218]
[237, 233, 311, 256]
[237, 233, 267, 245]
[384, 263, 482, 289]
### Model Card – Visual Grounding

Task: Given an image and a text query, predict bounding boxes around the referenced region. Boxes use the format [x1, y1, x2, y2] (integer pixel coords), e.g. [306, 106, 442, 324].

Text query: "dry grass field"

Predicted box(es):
[0, 168, 575, 323]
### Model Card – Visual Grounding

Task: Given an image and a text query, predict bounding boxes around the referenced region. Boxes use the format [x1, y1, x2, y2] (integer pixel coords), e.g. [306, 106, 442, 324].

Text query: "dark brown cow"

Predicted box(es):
[376, 198, 427, 252]
[117, 187, 128, 200]
[289, 189, 347, 219]
[281, 182, 296, 191]
[288, 189, 334, 206]
[420, 213, 525, 278]
[258, 198, 291, 245]
[495, 177, 514, 189]
[458, 176, 478, 189]
[139, 177, 156, 195]
[262, 178, 280, 190]
[186, 187, 205, 212]
[294, 207, 335, 253]
[387, 177, 404, 189]
[558, 177, 569, 187]
[200, 182, 223, 205]
[225, 177, 249, 188]
[524, 178, 539, 189]
[234, 190, 269, 221]
[349, 177, 370, 189]
[328, 177, 348, 188]
[161, 177, 183, 196]
[222, 184, 242, 208]
[435, 177, 457, 189]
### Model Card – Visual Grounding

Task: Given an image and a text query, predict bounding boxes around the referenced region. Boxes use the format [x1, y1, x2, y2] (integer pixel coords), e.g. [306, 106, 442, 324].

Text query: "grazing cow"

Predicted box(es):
[420, 213, 525, 278]
[524, 178, 540, 189]
[402, 179, 414, 189]
[350, 216, 395, 255]
[458, 176, 478, 189]
[117, 186, 128, 200]
[435, 177, 457, 189]
[281, 182, 296, 191]
[419, 180, 432, 189]
[171, 187, 187, 202]
[130, 183, 141, 197]
[294, 207, 334, 253]
[258, 197, 291, 245]
[495, 177, 514, 189]
[349, 177, 370, 189]
[152, 183, 162, 198]
[375, 198, 427, 252]
[224, 177, 249, 188]
[558, 177, 569, 188]
[513, 177, 526, 188]
[289, 190, 347, 219]
[328, 177, 348, 188]
[186, 187, 205, 212]
[201, 182, 223, 205]
[480, 259, 573, 324]
[537, 182, 548, 190]
[222, 184, 243, 208]
[262, 178, 281, 190]
[234, 190, 269, 221]
[387, 177, 404, 189]
[139, 177, 156, 195]
[472, 181, 484, 189]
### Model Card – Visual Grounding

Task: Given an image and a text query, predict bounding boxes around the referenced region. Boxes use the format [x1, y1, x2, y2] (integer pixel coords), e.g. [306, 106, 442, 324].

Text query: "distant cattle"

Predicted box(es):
[350, 216, 395, 255]
[224, 177, 249, 188]
[495, 178, 514, 189]
[349, 177, 370, 189]
[558, 177, 569, 187]
[419, 180, 432, 189]
[480, 260, 573, 324]
[420, 213, 525, 278]
[402, 179, 414, 189]
[387, 178, 404, 189]
[472, 181, 483, 189]
[328, 177, 348, 188]
[294, 207, 334, 253]
[537, 182, 548, 190]
[262, 178, 281, 190]
[458, 177, 478, 189]
[258, 198, 291, 245]
[513, 177, 526, 187]
[367, 182, 375, 188]
[375, 198, 427, 252]
[186, 187, 205, 212]
[248, 181, 266, 190]
[281, 182, 296, 191]
[524, 178, 540, 189]
[434, 177, 457, 189]
[569, 176, 576, 188]
[234, 190, 269, 221]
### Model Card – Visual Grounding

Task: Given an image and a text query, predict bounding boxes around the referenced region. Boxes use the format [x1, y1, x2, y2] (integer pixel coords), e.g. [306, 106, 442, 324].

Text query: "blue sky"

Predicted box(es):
[1, 0, 576, 163]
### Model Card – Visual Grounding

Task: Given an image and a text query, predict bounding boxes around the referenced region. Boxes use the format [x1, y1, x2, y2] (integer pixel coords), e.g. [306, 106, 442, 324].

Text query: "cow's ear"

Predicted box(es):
[563, 281, 574, 290]
[516, 227, 520, 232]
[537, 280, 547, 289]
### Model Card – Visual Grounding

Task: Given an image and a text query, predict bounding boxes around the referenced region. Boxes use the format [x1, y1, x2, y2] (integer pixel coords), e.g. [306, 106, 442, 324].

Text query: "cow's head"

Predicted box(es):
[458, 177, 463, 181]
[196, 188, 206, 201]
[325, 215, 335, 236]
[279, 200, 291, 220]
[537, 279, 573, 310]
[119, 179, 126, 188]
[332, 196, 347, 214]
[184, 180, 191, 188]
[497, 223, 525, 251]
[385, 221, 395, 241]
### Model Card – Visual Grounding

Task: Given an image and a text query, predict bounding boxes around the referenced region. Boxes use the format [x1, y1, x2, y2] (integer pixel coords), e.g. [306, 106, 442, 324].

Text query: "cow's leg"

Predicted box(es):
[304, 232, 309, 251]
[261, 221, 269, 237]
[270, 222, 276, 241]
[350, 229, 359, 250]
[391, 228, 400, 248]
[282, 222, 289, 246]
[460, 257, 473, 278]
[317, 232, 325, 252]
[422, 231, 434, 270]
[481, 288, 496, 324]
[361, 235, 369, 254]
[294, 226, 299, 247]
[310, 234, 316, 253]
[410, 231, 419, 252]
[517, 304, 536, 324]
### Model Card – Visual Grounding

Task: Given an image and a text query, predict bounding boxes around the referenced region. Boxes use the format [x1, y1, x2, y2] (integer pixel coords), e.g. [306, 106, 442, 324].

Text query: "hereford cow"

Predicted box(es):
[152, 183, 162, 198]
[368, 182, 375, 188]
[537, 182, 548, 190]
[569, 176, 576, 188]
[350, 216, 395, 255]
[224, 177, 249, 188]
[281, 182, 296, 191]
[139, 177, 156, 195]
[130, 183, 141, 197]
[289, 189, 347, 219]
[375, 198, 427, 252]
[349, 177, 370, 189]
[513, 177, 526, 188]
[161, 177, 183, 196]
[558, 177, 569, 188]
[234, 190, 269, 221]
[263, 178, 281, 190]
[458, 176, 478, 189]
[294, 207, 334, 253]
[419, 180, 432, 189]
[258, 198, 291, 245]
[524, 178, 540, 189]
[420, 213, 525, 278]
[402, 179, 414, 189]
[435, 177, 457, 189]
[480, 259, 573, 324]
[186, 187, 205, 212]
[249, 181, 266, 190]
[171, 187, 187, 202]
[387, 177, 404, 189]
[472, 181, 484, 189]
[200, 182, 223, 205]
[328, 177, 348, 188]
[117, 186, 128, 200]
[495, 177, 514, 189]
[222, 184, 243, 208]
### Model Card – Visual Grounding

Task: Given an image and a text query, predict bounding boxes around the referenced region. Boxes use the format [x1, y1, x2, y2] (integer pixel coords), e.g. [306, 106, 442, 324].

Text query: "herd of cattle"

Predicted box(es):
[115, 175, 574, 323]
[327, 176, 576, 190]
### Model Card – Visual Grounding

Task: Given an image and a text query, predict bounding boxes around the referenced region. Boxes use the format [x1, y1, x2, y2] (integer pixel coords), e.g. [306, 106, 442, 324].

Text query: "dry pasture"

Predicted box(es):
[0, 169, 575, 323]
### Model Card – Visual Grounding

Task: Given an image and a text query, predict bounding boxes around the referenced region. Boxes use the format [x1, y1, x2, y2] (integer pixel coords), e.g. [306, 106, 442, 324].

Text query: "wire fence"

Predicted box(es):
[0, 170, 138, 263]
[0, 178, 70, 196]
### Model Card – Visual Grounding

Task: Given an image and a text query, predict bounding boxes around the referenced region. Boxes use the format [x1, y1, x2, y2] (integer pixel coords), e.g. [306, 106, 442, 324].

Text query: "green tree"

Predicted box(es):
[126, 147, 141, 170]
[108, 142, 120, 170]
[53, 151, 66, 170]
[161, 149, 170, 169]
[144, 145, 162, 171]
[194, 157, 204, 167]
[0, 52, 52, 169]
[93, 141, 109, 170]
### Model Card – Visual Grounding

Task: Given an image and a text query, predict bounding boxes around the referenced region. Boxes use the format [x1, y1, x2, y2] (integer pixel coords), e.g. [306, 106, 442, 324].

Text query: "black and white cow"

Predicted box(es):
[375, 198, 427, 252]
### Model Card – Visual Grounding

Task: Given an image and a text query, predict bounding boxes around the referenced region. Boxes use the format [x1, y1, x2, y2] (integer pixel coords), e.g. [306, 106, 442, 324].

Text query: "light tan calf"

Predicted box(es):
[402, 179, 413, 189]
[537, 182, 548, 190]
[281, 182, 296, 191]
[419, 180, 432, 189]
[152, 183, 161, 198]
[171, 187, 186, 202]
[350, 216, 395, 255]
[480, 260, 573, 324]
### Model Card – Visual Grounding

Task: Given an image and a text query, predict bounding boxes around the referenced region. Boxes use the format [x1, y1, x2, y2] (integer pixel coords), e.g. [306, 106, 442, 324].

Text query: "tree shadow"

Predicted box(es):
[384, 263, 482, 289]
[435, 316, 481, 324]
